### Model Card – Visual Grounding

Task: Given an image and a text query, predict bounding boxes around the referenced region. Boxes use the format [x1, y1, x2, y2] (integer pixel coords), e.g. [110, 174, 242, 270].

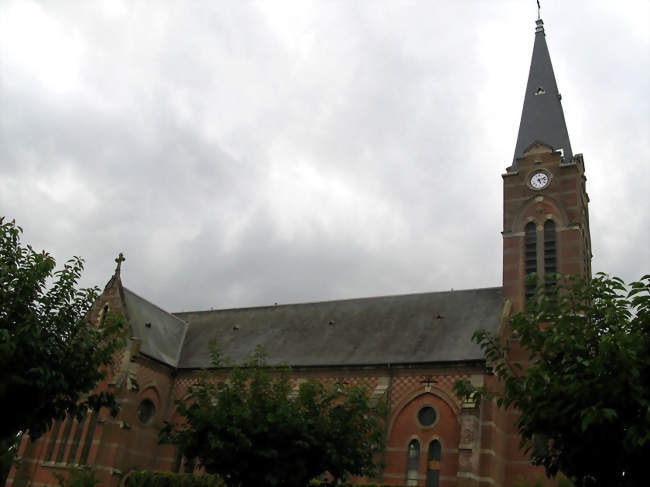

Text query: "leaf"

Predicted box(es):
[601, 408, 618, 421]
[473, 272, 650, 484]
[0, 218, 126, 440]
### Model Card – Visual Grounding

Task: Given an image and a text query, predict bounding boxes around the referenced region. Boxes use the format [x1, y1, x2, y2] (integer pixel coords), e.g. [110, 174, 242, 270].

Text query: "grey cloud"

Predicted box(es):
[0, 1, 647, 312]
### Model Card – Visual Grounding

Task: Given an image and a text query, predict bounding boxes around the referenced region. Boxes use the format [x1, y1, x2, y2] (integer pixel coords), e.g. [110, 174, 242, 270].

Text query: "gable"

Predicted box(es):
[522, 140, 555, 156]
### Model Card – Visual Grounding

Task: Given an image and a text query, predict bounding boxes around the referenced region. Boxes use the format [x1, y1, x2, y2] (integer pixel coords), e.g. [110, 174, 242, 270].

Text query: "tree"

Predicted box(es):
[454, 273, 650, 487]
[162, 344, 386, 487]
[0, 217, 126, 442]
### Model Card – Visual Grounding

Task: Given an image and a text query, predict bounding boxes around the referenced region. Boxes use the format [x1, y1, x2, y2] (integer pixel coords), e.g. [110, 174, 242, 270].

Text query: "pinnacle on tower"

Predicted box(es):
[510, 18, 573, 171]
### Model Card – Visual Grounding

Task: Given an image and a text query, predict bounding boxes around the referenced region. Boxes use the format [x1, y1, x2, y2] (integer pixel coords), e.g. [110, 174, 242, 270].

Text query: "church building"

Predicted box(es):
[7, 17, 591, 487]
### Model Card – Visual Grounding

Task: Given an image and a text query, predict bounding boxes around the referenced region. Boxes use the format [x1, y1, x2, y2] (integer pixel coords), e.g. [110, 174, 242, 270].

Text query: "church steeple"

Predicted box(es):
[502, 17, 591, 312]
[510, 18, 572, 171]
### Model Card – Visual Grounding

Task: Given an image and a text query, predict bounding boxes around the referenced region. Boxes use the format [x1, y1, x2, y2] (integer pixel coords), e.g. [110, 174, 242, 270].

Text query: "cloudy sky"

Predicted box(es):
[1, 0, 648, 312]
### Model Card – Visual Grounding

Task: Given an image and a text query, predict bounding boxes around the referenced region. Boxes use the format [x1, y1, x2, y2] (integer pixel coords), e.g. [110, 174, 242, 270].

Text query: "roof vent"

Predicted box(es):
[145, 322, 152, 328]
[534, 86, 546, 96]
[233, 324, 240, 331]
[328, 320, 335, 326]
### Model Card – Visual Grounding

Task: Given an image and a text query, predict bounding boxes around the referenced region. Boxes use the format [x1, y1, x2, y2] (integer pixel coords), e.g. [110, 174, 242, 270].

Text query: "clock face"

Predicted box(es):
[530, 171, 549, 189]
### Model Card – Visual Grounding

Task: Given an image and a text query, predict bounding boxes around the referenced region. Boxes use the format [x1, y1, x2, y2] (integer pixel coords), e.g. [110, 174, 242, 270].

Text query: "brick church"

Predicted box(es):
[8, 17, 591, 487]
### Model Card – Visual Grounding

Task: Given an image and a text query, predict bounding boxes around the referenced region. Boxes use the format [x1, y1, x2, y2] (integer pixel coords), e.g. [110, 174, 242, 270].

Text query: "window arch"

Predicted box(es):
[406, 439, 420, 486]
[524, 221, 537, 300]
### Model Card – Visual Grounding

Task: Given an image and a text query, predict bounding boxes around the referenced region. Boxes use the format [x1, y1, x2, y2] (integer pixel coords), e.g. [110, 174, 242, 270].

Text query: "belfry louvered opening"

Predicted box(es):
[544, 220, 557, 292]
[524, 222, 537, 300]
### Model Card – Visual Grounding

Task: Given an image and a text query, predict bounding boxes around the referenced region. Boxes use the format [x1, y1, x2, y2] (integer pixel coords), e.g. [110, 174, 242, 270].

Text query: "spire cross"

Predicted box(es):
[114, 252, 125, 276]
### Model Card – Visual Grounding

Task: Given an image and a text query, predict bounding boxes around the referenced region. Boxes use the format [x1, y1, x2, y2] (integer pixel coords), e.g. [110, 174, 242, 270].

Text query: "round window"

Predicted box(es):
[418, 406, 437, 427]
[137, 399, 156, 424]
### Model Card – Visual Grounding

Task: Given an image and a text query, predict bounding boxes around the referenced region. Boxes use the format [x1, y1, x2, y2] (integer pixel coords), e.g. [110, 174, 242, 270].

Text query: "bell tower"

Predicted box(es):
[502, 18, 592, 312]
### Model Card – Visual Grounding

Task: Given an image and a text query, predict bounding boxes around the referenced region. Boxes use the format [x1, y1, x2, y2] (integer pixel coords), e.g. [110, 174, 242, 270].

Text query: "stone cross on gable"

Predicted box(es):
[421, 376, 438, 393]
[114, 252, 125, 277]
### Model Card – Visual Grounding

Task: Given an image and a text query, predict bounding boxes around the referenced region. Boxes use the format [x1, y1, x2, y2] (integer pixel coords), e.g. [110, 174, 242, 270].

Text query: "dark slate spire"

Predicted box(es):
[510, 19, 572, 170]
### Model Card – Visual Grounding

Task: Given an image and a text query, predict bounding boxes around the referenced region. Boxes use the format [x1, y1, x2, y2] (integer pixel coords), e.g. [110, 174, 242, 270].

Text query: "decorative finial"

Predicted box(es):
[114, 252, 125, 277]
[535, 18, 545, 35]
[537, 0, 541, 20]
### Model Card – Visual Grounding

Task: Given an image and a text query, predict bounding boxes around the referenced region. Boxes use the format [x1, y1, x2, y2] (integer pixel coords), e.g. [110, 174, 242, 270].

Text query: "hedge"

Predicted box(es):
[310, 484, 407, 487]
[309, 483, 407, 487]
[123, 471, 407, 487]
[124, 471, 226, 487]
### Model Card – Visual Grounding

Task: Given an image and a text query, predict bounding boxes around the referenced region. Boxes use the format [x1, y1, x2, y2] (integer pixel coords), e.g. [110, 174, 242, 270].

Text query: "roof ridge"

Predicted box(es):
[172, 285, 503, 315]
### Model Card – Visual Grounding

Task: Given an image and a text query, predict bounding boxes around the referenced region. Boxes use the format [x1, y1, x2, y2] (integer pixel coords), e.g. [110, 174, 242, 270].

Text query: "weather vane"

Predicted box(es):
[537, 0, 541, 20]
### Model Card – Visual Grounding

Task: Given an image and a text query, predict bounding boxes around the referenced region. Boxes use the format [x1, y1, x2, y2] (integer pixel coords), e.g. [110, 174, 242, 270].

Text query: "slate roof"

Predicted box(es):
[511, 19, 572, 170]
[175, 287, 503, 369]
[123, 288, 188, 367]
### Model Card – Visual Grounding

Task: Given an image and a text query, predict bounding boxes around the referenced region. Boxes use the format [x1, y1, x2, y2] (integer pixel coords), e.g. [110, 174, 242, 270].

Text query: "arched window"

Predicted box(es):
[172, 448, 183, 474]
[98, 304, 109, 328]
[79, 410, 98, 465]
[406, 439, 420, 486]
[524, 222, 537, 300]
[137, 398, 156, 424]
[544, 220, 556, 292]
[66, 410, 87, 464]
[44, 420, 62, 462]
[55, 416, 74, 462]
[426, 440, 442, 487]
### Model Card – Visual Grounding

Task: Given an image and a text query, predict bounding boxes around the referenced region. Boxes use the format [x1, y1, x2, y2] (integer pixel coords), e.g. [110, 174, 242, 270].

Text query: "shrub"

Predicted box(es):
[309, 482, 407, 487]
[123, 473, 405, 487]
[124, 471, 226, 487]
[53, 468, 100, 487]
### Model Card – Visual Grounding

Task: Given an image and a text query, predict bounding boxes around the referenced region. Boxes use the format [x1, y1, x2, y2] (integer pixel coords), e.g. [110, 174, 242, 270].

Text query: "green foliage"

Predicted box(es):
[454, 273, 650, 487]
[309, 483, 406, 487]
[512, 475, 575, 487]
[124, 471, 226, 487]
[161, 343, 386, 487]
[123, 473, 404, 487]
[0, 218, 127, 440]
[512, 477, 545, 487]
[53, 467, 101, 487]
[556, 475, 577, 487]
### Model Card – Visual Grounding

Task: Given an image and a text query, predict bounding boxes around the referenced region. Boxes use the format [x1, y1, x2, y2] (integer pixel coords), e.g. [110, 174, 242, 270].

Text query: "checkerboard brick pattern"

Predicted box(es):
[390, 374, 469, 408]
